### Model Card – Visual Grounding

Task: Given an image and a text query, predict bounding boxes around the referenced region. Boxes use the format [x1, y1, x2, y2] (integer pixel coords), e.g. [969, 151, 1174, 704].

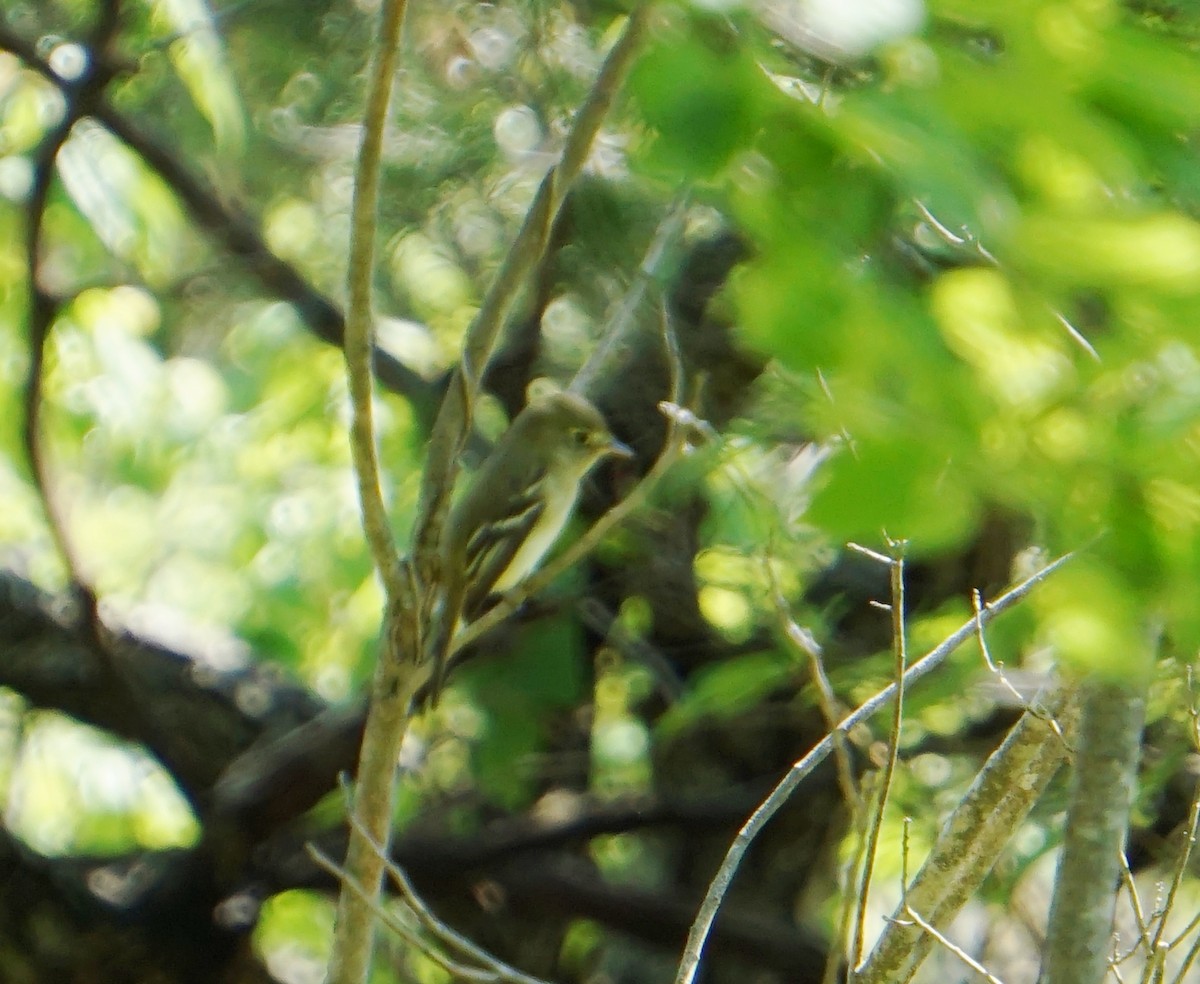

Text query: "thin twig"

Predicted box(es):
[23, 120, 78, 587]
[310, 845, 528, 984]
[341, 2, 405, 594]
[828, 775, 874, 984]
[1150, 790, 1200, 961]
[1150, 677, 1200, 975]
[1172, 921, 1200, 982]
[973, 590, 1029, 709]
[672, 548, 1078, 984]
[912, 197, 1100, 363]
[333, 793, 556, 984]
[19, 0, 122, 606]
[15, 0, 155, 747]
[851, 540, 907, 976]
[974, 590, 1065, 743]
[892, 817, 1010, 983]
[1120, 854, 1152, 948]
[900, 905, 1008, 984]
[767, 568, 858, 811]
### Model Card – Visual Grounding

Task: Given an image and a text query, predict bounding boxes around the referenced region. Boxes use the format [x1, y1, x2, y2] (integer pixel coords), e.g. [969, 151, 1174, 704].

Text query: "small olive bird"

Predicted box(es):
[431, 385, 632, 694]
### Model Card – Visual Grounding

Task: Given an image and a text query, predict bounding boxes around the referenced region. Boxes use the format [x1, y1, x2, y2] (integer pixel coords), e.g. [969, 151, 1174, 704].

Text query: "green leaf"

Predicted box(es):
[657, 650, 794, 736]
[631, 17, 767, 179]
[806, 439, 979, 553]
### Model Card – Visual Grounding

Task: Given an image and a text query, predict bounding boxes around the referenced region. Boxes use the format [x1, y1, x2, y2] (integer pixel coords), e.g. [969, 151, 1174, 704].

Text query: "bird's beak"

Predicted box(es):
[606, 437, 635, 460]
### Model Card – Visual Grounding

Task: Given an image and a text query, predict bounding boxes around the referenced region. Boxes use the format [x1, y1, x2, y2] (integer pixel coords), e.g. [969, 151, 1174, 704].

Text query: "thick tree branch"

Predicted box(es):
[857, 688, 1079, 984]
[1042, 679, 1147, 984]
[0, 570, 324, 808]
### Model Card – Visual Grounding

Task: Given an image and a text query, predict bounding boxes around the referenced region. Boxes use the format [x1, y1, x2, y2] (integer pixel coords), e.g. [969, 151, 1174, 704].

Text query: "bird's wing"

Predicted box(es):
[461, 480, 546, 619]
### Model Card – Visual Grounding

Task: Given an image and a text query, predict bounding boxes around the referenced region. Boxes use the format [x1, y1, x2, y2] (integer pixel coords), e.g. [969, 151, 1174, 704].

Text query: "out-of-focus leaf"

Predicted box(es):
[1035, 559, 1152, 684]
[1091, 27, 1200, 135]
[151, 0, 246, 152]
[56, 122, 196, 286]
[806, 438, 979, 553]
[657, 650, 794, 736]
[631, 16, 768, 178]
[1010, 212, 1200, 293]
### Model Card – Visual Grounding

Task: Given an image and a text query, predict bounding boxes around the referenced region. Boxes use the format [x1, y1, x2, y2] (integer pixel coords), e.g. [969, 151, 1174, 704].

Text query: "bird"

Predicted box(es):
[431, 385, 633, 694]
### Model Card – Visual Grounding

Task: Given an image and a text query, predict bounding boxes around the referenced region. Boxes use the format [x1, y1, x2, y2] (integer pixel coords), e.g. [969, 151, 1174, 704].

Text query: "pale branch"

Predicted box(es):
[673, 548, 1079, 984]
[1042, 680, 1147, 984]
[855, 687, 1079, 984]
[851, 543, 908, 977]
[327, 0, 413, 981]
[341, 6, 405, 590]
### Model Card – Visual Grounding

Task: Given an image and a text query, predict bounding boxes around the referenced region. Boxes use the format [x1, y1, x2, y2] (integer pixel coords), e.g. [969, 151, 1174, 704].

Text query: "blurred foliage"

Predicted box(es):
[4, 0, 1200, 980]
[628, 0, 1200, 683]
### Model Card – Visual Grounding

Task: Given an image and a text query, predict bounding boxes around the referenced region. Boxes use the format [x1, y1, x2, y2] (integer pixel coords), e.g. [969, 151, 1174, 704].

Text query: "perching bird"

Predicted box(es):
[431, 385, 632, 693]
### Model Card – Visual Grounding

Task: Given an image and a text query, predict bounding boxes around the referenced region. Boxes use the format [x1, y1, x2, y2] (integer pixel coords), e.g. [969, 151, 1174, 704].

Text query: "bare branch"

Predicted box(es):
[1043, 681, 1147, 984]
[673, 548, 1079, 984]
[851, 541, 908, 975]
[327, 1, 414, 981]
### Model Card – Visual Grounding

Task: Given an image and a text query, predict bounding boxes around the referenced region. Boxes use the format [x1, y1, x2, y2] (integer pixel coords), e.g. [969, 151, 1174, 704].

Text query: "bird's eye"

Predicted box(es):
[571, 427, 591, 447]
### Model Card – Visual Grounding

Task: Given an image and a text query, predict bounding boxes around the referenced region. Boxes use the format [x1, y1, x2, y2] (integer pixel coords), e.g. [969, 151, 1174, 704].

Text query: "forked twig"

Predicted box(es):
[333, 791, 555, 984]
[310, 843, 551, 984]
[973, 589, 1065, 744]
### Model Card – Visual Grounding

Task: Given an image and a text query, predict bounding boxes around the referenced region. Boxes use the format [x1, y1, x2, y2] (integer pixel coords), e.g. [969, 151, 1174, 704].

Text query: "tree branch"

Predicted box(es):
[674, 548, 1079, 984]
[857, 688, 1079, 984]
[327, 0, 413, 980]
[1042, 679, 1146, 984]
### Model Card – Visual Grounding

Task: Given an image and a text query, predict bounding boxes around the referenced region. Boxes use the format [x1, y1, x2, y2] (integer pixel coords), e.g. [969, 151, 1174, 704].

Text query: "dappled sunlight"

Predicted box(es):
[3, 711, 198, 857]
